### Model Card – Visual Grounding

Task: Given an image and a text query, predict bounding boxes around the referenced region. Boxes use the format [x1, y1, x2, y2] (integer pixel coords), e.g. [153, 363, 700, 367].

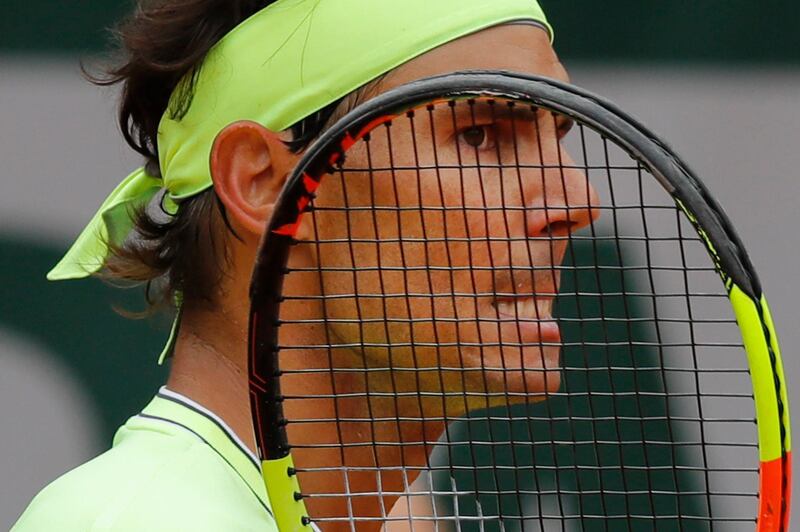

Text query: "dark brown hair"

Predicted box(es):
[94, 0, 363, 312]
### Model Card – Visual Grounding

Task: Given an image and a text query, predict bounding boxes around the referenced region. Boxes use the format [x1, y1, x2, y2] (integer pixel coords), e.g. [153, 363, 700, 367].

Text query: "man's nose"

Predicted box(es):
[524, 151, 600, 239]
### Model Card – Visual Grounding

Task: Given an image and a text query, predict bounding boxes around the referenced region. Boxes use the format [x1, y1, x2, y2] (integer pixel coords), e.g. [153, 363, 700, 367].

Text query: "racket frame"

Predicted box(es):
[247, 71, 791, 531]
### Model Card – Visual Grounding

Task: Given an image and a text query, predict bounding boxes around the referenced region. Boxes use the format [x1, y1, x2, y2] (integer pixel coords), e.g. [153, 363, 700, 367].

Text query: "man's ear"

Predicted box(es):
[210, 120, 295, 237]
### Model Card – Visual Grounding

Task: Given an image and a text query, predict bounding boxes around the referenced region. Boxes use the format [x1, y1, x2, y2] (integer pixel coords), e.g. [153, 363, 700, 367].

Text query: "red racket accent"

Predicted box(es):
[757, 452, 792, 531]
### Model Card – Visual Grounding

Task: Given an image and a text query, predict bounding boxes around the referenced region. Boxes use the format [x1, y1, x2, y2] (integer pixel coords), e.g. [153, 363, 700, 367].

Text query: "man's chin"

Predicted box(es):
[480, 344, 562, 390]
[453, 350, 562, 414]
[485, 366, 562, 403]
[453, 369, 562, 416]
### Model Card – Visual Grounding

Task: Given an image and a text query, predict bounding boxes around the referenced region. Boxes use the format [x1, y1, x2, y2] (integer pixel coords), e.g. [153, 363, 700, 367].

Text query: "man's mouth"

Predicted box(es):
[491, 296, 561, 343]
[494, 295, 553, 320]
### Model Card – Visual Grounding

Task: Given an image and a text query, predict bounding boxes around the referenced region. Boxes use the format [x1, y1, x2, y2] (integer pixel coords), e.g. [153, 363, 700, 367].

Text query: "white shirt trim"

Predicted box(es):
[158, 386, 261, 465]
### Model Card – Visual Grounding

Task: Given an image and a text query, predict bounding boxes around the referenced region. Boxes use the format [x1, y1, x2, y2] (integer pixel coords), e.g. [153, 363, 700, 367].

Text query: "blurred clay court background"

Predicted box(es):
[1, 2, 799, 529]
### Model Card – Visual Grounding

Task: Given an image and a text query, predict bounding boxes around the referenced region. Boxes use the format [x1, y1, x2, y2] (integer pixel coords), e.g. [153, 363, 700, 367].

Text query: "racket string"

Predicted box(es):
[271, 96, 759, 530]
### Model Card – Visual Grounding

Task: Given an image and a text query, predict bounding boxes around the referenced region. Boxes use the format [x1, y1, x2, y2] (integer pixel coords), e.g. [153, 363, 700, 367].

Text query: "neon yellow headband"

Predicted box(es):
[48, 0, 551, 281]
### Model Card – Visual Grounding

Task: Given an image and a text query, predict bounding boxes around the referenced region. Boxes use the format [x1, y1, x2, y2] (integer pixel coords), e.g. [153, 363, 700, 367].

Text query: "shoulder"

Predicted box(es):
[12, 416, 276, 532]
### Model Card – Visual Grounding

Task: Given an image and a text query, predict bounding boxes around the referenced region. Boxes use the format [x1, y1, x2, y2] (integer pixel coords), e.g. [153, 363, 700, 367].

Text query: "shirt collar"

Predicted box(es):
[139, 386, 271, 512]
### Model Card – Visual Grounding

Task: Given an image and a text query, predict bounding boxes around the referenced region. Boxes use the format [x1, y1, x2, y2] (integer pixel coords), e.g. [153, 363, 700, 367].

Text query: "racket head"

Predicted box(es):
[248, 71, 791, 532]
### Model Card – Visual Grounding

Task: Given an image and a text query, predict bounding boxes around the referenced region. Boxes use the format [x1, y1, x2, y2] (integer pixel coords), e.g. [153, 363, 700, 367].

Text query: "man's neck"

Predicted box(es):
[166, 305, 258, 453]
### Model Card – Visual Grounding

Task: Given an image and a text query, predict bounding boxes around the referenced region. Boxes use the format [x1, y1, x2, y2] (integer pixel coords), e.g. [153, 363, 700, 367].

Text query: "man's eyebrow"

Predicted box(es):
[427, 99, 533, 123]
[427, 98, 575, 132]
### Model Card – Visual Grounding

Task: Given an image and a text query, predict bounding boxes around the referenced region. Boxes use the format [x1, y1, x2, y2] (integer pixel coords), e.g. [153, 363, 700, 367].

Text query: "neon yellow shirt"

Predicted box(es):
[12, 388, 278, 531]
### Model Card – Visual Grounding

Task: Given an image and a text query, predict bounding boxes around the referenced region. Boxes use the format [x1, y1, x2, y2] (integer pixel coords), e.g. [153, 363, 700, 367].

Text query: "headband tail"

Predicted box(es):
[47, 167, 163, 281]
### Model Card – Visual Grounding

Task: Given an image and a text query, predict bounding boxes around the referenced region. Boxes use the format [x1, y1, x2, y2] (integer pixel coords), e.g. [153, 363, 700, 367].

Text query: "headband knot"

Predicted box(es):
[47, 167, 164, 280]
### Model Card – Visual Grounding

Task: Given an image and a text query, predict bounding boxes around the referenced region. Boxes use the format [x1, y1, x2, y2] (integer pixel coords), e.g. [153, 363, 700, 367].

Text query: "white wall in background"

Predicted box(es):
[0, 328, 102, 529]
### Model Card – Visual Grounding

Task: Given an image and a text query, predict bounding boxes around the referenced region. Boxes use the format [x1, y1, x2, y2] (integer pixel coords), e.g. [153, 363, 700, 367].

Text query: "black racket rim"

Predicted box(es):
[247, 70, 789, 531]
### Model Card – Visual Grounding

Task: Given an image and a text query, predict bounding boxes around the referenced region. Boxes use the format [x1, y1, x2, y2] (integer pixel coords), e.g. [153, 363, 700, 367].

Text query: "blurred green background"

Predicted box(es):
[3, 0, 800, 63]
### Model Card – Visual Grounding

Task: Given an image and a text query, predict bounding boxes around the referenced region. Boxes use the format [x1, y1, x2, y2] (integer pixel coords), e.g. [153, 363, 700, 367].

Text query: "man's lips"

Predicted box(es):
[494, 297, 549, 319]
[491, 296, 561, 344]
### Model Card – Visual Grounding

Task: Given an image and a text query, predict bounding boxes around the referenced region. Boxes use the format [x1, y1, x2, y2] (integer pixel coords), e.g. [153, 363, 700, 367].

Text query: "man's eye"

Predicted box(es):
[459, 126, 491, 149]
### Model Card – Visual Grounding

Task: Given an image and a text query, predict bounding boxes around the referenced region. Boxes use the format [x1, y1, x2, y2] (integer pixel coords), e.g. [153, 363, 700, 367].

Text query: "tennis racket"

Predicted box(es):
[248, 72, 791, 532]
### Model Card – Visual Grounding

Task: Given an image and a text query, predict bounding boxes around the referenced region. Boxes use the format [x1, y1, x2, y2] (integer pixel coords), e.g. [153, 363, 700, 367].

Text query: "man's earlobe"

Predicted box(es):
[210, 121, 294, 236]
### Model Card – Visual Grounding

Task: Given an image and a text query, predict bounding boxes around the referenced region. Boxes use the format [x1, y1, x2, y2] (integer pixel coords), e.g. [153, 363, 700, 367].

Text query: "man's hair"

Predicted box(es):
[95, 0, 367, 312]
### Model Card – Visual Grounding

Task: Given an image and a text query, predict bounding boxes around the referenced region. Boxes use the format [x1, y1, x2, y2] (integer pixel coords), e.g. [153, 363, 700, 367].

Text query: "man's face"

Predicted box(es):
[283, 24, 599, 418]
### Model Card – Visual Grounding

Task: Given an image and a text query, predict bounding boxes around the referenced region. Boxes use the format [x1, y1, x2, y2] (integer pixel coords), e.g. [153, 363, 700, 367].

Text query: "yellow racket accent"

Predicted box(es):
[730, 287, 791, 531]
[760, 296, 792, 455]
[730, 287, 790, 462]
[263, 455, 310, 532]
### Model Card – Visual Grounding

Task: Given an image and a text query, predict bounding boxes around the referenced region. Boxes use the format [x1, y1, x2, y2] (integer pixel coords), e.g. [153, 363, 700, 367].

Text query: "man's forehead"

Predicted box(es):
[379, 24, 568, 92]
